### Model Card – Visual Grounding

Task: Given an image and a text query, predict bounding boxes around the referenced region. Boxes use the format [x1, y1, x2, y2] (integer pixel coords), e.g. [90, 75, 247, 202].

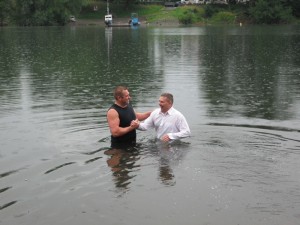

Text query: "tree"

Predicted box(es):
[249, 0, 293, 24]
[11, 0, 87, 26]
[0, 0, 11, 26]
[228, 0, 237, 4]
[282, 0, 300, 17]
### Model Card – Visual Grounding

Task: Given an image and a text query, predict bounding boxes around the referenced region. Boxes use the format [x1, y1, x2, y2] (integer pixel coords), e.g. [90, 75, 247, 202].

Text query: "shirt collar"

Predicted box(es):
[160, 107, 174, 115]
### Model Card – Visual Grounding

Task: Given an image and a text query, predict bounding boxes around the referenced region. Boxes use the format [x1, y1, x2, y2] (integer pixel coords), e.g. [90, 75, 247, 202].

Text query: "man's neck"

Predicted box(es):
[115, 102, 127, 108]
[160, 107, 172, 114]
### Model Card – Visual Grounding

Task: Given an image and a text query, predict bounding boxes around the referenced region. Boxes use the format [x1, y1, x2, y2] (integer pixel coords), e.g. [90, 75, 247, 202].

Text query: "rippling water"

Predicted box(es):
[0, 25, 300, 225]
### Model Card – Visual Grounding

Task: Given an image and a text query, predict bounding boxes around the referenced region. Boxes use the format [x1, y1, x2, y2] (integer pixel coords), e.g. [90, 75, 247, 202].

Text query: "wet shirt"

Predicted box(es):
[138, 107, 191, 140]
[109, 104, 136, 145]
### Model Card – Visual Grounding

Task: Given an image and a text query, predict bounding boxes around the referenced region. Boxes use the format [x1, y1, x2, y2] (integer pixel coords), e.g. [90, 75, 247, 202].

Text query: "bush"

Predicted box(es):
[176, 6, 205, 24]
[178, 10, 196, 24]
[204, 5, 218, 18]
[249, 0, 293, 24]
[211, 11, 236, 24]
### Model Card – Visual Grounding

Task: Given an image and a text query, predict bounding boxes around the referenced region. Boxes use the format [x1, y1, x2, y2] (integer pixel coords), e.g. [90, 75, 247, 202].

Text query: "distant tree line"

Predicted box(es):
[216, 0, 299, 24]
[205, 0, 299, 23]
[245, 0, 299, 23]
[0, 0, 90, 26]
[0, 0, 299, 26]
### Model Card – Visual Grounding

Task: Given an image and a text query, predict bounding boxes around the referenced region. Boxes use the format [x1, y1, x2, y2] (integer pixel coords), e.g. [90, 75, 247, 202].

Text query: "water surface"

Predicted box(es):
[0, 25, 300, 225]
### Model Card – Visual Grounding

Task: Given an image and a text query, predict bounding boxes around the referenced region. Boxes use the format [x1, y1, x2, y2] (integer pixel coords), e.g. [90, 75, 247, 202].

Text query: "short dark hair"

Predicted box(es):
[161, 93, 173, 104]
[114, 86, 128, 100]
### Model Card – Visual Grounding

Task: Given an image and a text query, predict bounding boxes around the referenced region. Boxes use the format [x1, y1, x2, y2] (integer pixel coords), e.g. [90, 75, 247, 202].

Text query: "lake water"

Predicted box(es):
[0, 25, 300, 225]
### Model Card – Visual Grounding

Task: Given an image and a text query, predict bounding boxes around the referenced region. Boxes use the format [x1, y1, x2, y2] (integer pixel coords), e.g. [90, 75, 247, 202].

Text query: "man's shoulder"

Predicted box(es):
[107, 106, 118, 116]
[168, 107, 178, 114]
[152, 108, 161, 114]
[170, 107, 184, 117]
[109, 103, 131, 111]
[107, 104, 116, 112]
[108, 104, 124, 115]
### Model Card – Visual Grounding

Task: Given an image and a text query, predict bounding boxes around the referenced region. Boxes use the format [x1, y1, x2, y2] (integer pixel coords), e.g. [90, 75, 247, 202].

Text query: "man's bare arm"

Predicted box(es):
[135, 111, 151, 121]
[107, 109, 138, 137]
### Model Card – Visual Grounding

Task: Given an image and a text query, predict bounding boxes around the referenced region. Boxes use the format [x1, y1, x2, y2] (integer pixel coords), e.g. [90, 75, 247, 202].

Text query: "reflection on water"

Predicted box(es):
[104, 145, 141, 194]
[156, 141, 190, 187]
[0, 25, 300, 225]
[104, 141, 188, 194]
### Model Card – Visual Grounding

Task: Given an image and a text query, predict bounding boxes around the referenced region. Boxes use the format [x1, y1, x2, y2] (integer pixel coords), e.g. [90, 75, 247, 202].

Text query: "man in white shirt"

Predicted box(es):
[132, 93, 191, 143]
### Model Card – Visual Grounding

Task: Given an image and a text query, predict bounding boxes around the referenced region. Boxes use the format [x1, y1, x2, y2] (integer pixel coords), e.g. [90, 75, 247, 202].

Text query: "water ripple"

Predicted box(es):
[208, 122, 300, 134]
[44, 162, 76, 174]
[84, 156, 103, 164]
[82, 147, 110, 155]
[0, 169, 22, 179]
[0, 200, 18, 211]
[0, 186, 12, 194]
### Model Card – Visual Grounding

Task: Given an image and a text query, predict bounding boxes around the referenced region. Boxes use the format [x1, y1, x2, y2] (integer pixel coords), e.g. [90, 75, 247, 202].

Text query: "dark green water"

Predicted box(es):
[0, 25, 300, 225]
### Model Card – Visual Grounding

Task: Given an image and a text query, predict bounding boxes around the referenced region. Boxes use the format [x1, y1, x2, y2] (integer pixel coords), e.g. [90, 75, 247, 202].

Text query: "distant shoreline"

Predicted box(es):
[69, 18, 180, 27]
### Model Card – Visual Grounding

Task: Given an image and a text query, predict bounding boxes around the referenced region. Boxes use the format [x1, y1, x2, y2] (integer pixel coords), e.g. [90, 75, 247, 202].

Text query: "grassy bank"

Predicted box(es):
[79, 3, 246, 25]
[79, 3, 300, 26]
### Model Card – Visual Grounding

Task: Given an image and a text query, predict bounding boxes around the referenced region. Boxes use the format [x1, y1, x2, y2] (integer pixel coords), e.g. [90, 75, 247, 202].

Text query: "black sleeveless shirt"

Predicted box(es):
[109, 103, 136, 145]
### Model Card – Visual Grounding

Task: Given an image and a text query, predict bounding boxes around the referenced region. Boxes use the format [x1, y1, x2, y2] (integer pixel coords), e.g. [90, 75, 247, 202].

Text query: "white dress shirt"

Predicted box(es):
[138, 107, 191, 140]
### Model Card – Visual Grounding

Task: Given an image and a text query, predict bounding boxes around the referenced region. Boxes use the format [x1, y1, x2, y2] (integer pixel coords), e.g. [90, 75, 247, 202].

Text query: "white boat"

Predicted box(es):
[104, 14, 112, 26]
[104, 0, 112, 26]
[69, 16, 76, 22]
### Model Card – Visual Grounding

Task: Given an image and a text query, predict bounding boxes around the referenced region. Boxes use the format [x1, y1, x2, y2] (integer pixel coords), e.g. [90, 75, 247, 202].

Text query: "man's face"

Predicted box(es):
[159, 96, 172, 113]
[119, 90, 130, 105]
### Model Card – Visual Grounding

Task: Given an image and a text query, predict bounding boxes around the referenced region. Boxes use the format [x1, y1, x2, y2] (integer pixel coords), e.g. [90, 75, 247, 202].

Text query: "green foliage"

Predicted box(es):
[211, 11, 236, 24]
[178, 10, 196, 24]
[204, 4, 218, 18]
[282, 0, 300, 18]
[80, 2, 164, 19]
[143, 6, 175, 23]
[249, 0, 293, 24]
[135, 5, 163, 16]
[292, 0, 300, 18]
[5, 0, 84, 26]
[174, 6, 205, 24]
[1, 0, 298, 26]
[0, 0, 11, 25]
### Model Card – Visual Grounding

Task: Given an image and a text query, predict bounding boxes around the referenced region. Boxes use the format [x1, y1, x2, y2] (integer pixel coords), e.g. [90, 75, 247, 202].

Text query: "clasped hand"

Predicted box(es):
[160, 134, 171, 142]
[130, 119, 140, 129]
[130, 120, 170, 143]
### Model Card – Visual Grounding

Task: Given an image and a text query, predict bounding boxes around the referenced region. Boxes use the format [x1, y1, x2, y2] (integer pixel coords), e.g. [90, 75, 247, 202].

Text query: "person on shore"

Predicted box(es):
[107, 85, 151, 147]
[132, 93, 191, 143]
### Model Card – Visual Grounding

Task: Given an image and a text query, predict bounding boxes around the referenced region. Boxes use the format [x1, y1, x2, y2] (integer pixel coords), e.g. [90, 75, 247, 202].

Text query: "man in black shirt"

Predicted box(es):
[107, 86, 151, 147]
